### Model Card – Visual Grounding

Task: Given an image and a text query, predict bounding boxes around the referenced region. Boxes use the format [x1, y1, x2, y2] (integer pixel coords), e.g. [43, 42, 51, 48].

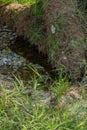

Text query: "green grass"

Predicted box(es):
[51, 76, 69, 100]
[0, 76, 87, 130]
[0, 0, 36, 5]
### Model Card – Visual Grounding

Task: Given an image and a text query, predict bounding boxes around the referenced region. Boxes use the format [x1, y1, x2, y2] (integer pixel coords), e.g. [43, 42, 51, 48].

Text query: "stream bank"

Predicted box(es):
[0, 25, 86, 108]
[0, 1, 87, 108]
[0, 1, 87, 81]
[0, 2, 87, 129]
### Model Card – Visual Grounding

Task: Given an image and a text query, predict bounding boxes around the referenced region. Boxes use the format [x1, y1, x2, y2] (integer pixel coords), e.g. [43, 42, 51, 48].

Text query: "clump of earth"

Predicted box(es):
[43, 0, 86, 81]
[0, 1, 86, 81]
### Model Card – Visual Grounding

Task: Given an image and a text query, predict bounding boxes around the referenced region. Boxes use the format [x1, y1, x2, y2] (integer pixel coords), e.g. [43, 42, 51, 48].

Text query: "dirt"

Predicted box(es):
[0, 2, 31, 37]
[0, 1, 86, 81]
[56, 85, 82, 109]
[43, 0, 86, 80]
[44, 0, 84, 40]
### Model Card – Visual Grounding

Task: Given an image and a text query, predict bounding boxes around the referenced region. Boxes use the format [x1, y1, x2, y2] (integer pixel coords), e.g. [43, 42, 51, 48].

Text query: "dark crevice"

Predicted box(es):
[9, 37, 53, 74]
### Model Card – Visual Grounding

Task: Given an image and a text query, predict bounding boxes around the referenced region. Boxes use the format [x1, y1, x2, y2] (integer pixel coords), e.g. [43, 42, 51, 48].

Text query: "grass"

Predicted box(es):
[50, 75, 69, 100]
[0, 0, 87, 129]
[0, 0, 36, 5]
[0, 75, 87, 130]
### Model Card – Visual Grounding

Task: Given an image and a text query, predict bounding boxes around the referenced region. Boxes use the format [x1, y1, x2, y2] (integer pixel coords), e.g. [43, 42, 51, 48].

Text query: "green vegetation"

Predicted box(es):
[0, 75, 87, 130]
[27, 24, 46, 45]
[77, 0, 87, 11]
[0, 0, 87, 129]
[0, 0, 36, 5]
[51, 76, 69, 100]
